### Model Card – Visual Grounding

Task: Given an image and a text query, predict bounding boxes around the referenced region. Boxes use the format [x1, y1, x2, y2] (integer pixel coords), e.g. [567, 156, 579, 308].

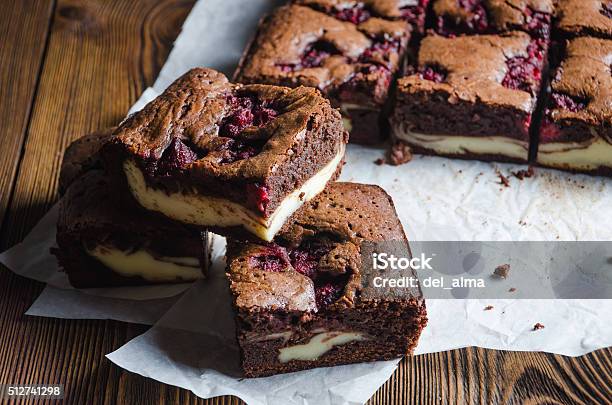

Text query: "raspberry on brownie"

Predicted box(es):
[432, 0, 554, 38]
[104, 68, 347, 242]
[234, 5, 411, 144]
[226, 182, 427, 377]
[294, 0, 431, 34]
[55, 142, 210, 288]
[537, 37, 612, 175]
[390, 32, 548, 163]
[554, 0, 612, 39]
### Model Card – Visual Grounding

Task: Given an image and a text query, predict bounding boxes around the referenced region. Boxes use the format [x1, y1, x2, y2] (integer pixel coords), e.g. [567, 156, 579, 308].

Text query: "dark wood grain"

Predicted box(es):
[0, 1, 610, 404]
[0, 0, 55, 227]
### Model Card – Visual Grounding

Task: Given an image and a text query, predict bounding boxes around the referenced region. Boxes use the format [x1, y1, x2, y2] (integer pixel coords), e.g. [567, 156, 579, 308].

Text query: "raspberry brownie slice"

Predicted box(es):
[390, 32, 548, 163]
[432, 0, 554, 38]
[234, 5, 411, 144]
[537, 37, 612, 175]
[104, 68, 347, 242]
[55, 134, 210, 288]
[227, 182, 427, 377]
[294, 0, 431, 34]
[554, 0, 612, 39]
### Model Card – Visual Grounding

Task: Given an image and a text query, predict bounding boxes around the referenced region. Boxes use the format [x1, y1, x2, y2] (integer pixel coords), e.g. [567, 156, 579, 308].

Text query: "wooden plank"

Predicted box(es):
[0, 0, 54, 226]
[0, 1, 194, 404]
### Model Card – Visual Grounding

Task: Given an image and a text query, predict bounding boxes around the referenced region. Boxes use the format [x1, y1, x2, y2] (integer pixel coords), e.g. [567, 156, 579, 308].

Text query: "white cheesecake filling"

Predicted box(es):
[123, 145, 344, 242]
[278, 331, 367, 363]
[87, 246, 203, 282]
[393, 126, 529, 160]
[537, 136, 612, 171]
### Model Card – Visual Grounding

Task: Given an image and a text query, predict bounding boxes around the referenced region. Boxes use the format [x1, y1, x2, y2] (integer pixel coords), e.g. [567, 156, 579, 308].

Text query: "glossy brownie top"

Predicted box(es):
[547, 37, 612, 126]
[227, 182, 421, 314]
[108, 67, 345, 186]
[235, 5, 410, 105]
[555, 0, 612, 39]
[59, 128, 114, 195]
[397, 32, 544, 112]
[432, 0, 553, 37]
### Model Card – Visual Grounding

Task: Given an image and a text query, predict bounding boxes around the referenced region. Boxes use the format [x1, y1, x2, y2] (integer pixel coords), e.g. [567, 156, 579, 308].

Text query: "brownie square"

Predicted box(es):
[390, 32, 548, 163]
[104, 68, 347, 242]
[54, 170, 209, 288]
[432, 0, 554, 38]
[294, 0, 431, 34]
[59, 127, 115, 195]
[227, 182, 427, 377]
[555, 0, 612, 39]
[234, 5, 411, 145]
[536, 37, 612, 175]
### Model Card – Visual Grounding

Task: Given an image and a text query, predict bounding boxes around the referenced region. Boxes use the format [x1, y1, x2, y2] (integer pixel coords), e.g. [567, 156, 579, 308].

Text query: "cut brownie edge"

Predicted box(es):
[537, 137, 612, 175]
[122, 143, 345, 242]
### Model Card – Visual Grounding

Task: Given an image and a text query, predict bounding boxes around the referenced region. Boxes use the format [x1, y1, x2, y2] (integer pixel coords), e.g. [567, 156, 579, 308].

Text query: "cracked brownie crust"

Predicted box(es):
[105, 68, 347, 241]
[537, 37, 612, 174]
[55, 170, 208, 288]
[227, 182, 427, 377]
[432, 0, 553, 37]
[391, 32, 547, 163]
[235, 5, 411, 144]
[555, 0, 612, 39]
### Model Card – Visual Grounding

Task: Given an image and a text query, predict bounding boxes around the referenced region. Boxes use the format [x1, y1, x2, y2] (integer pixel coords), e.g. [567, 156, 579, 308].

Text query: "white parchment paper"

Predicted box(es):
[106, 1, 612, 403]
[0, 0, 610, 403]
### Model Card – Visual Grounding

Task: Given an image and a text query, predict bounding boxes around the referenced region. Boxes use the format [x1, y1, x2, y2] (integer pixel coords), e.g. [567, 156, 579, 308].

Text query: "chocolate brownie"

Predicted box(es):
[104, 68, 347, 242]
[390, 32, 548, 163]
[227, 182, 427, 377]
[55, 171, 209, 288]
[536, 37, 612, 175]
[59, 128, 114, 195]
[234, 5, 411, 144]
[294, 0, 430, 34]
[555, 0, 612, 39]
[432, 0, 553, 38]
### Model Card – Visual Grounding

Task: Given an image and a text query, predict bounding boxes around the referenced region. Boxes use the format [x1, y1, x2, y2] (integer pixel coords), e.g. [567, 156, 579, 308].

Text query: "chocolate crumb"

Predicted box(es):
[511, 166, 535, 180]
[497, 170, 510, 187]
[374, 158, 385, 165]
[298, 192, 305, 201]
[388, 141, 412, 166]
[508, 287, 516, 292]
[484, 305, 494, 311]
[533, 322, 545, 331]
[493, 264, 510, 278]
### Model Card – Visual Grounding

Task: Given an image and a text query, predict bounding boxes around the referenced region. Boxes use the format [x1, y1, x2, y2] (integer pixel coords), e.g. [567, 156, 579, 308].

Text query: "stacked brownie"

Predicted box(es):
[51, 67, 427, 376]
[55, 130, 210, 288]
[234, 2, 419, 144]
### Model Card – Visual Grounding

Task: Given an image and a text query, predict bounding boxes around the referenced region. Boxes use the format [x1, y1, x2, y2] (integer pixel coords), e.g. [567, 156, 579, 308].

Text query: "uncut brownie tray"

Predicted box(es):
[227, 182, 427, 377]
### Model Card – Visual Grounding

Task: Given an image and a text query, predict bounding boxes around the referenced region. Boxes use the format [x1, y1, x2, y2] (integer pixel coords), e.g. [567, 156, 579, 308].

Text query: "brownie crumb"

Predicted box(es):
[533, 322, 545, 331]
[388, 141, 412, 166]
[374, 158, 385, 166]
[484, 305, 494, 311]
[496, 170, 510, 187]
[298, 192, 305, 201]
[512, 166, 535, 180]
[508, 287, 517, 293]
[493, 264, 510, 278]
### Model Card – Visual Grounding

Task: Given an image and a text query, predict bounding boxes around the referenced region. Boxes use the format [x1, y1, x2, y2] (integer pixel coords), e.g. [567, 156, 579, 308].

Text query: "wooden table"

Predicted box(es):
[0, 1, 610, 403]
